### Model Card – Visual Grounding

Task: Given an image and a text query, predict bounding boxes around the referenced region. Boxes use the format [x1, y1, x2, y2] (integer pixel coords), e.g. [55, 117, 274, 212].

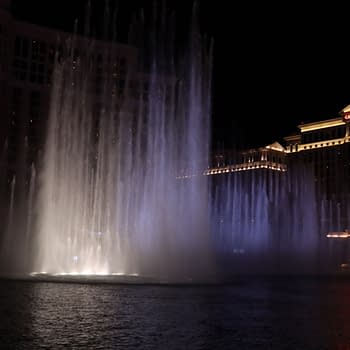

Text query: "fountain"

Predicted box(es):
[0, 2, 216, 283]
[210, 154, 350, 275]
[1, 2, 348, 283]
[211, 163, 319, 274]
[32, 3, 214, 283]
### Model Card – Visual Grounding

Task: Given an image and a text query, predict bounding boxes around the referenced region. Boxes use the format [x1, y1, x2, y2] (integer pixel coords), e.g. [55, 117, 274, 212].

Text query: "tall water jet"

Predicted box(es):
[210, 151, 350, 275]
[34, 3, 214, 282]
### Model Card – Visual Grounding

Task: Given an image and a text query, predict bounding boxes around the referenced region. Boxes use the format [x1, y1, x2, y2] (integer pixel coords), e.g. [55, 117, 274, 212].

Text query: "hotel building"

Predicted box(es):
[208, 104, 350, 241]
[0, 0, 142, 180]
[284, 106, 350, 198]
[207, 141, 287, 176]
[209, 104, 350, 199]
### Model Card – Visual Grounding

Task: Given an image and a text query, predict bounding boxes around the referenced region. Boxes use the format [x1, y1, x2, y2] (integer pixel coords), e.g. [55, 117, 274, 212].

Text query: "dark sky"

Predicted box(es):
[10, 0, 350, 150]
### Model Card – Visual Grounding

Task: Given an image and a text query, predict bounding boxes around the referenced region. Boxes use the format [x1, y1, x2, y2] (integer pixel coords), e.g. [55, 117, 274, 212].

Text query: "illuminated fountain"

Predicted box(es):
[0, 4, 214, 282]
[211, 164, 319, 273]
[1, 4, 348, 282]
[210, 154, 350, 274]
[29, 5, 214, 282]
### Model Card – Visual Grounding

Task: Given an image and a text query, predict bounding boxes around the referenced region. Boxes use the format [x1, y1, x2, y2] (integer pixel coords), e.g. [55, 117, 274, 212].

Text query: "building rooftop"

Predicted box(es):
[298, 117, 345, 133]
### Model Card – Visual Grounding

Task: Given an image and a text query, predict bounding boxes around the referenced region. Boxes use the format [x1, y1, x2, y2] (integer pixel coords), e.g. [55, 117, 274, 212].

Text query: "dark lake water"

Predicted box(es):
[1, 276, 350, 349]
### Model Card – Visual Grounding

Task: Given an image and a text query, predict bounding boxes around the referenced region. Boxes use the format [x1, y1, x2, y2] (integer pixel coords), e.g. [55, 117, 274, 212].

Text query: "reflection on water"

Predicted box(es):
[0, 277, 350, 349]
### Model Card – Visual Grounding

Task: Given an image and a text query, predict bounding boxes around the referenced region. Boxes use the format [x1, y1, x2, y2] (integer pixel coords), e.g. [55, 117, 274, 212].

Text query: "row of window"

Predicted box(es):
[12, 36, 130, 84]
[302, 126, 346, 143]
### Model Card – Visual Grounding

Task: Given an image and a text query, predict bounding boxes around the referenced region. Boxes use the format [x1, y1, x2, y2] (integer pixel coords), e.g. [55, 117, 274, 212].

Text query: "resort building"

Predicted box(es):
[207, 105, 350, 238]
[209, 104, 350, 197]
[207, 141, 287, 176]
[284, 105, 350, 198]
[0, 0, 140, 177]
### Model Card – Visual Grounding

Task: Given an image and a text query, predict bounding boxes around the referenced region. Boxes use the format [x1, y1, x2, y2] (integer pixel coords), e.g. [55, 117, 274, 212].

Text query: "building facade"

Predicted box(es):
[209, 104, 350, 201]
[284, 108, 350, 198]
[208, 104, 350, 256]
[0, 1, 141, 179]
[207, 141, 287, 175]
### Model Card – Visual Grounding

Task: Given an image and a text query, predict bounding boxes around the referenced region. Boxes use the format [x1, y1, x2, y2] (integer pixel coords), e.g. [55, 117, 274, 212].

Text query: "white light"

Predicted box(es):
[30, 271, 48, 276]
[326, 231, 350, 238]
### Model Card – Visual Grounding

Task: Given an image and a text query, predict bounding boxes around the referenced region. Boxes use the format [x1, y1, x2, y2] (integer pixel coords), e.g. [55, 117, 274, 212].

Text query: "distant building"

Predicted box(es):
[207, 141, 287, 175]
[209, 105, 350, 198]
[0, 1, 140, 179]
[284, 106, 350, 198]
[208, 105, 350, 238]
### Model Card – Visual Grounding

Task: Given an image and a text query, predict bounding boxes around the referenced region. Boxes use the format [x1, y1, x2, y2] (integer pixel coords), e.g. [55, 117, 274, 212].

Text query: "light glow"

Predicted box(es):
[29, 271, 139, 277]
[204, 161, 287, 175]
[326, 231, 350, 238]
[299, 118, 345, 132]
[30, 271, 48, 276]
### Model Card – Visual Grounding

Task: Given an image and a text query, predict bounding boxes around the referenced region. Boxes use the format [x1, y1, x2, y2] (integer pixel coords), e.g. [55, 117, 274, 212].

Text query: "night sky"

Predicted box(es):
[10, 0, 350, 150]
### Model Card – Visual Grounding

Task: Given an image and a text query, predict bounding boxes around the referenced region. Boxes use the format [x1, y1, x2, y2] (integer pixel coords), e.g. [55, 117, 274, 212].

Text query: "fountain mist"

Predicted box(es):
[33, 4, 214, 281]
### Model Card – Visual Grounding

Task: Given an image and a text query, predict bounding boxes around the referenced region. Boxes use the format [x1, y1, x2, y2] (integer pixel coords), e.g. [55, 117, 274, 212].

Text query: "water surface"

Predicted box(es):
[1, 276, 350, 349]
